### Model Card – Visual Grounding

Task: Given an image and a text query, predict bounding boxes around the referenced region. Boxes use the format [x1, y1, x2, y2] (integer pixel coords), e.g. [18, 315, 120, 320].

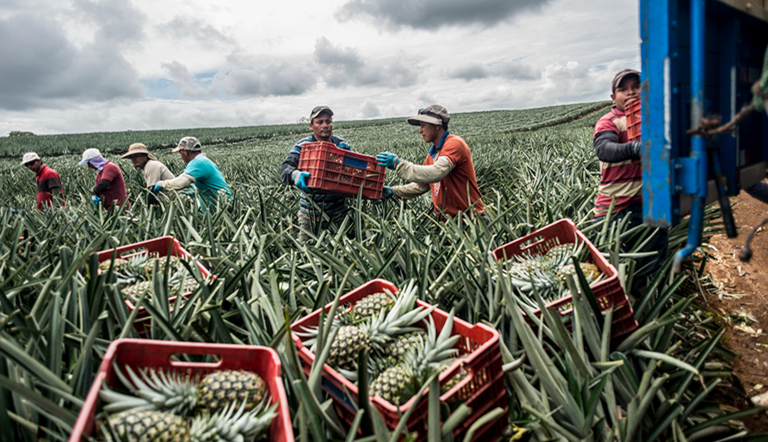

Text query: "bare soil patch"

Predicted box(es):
[704, 186, 768, 432]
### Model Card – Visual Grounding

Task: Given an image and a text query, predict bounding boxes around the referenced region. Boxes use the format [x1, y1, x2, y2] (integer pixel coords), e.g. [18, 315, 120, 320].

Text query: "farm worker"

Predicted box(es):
[593, 69, 668, 297]
[21, 152, 65, 210]
[280, 106, 353, 243]
[153, 136, 232, 212]
[376, 105, 485, 222]
[79, 148, 128, 210]
[121, 143, 175, 206]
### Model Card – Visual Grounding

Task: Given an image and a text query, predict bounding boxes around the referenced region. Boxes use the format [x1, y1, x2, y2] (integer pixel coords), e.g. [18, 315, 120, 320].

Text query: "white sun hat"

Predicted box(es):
[79, 148, 102, 166]
[21, 152, 40, 166]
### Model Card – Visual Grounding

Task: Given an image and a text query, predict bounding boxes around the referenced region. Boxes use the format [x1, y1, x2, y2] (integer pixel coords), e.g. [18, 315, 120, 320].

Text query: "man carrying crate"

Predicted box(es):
[593, 69, 668, 297]
[153, 137, 232, 212]
[376, 105, 486, 222]
[280, 106, 353, 243]
[121, 143, 175, 206]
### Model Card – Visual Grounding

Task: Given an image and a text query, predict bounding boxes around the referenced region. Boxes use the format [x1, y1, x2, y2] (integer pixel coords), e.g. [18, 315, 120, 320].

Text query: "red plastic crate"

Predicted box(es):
[97, 237, 213, 334]
[71, 339, 294, 442]
[492, 219, 638, 344]
[298, 141, 385, 199]
[626, 98, 641, 142]
[290, 279, 508, 442]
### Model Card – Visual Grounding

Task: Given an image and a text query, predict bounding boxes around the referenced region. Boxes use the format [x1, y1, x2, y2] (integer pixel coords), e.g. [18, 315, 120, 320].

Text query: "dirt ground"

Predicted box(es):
[703, 188, 768, 432]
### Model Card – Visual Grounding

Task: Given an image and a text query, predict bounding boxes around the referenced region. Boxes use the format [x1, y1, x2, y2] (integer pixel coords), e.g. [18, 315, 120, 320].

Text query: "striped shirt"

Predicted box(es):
[279, 135, 351, 220]
[593, 107, 642, 216]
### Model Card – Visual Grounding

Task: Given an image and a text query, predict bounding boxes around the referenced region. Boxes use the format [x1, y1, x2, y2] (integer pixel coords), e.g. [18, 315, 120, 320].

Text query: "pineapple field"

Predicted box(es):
[0, 101, 764, 442]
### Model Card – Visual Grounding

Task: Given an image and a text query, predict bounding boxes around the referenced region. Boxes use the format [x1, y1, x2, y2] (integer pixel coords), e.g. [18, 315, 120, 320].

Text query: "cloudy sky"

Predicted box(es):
[0, 0, 639, 135]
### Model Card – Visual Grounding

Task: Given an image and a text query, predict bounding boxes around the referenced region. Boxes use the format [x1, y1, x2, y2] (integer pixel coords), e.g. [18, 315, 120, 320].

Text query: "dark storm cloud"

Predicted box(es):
[160, 17, 234, 48]
[314, 37, 417, 88]
[336, 0, 553, 30]
[0, 14, 143, 111]
[447, 61, 540, 82]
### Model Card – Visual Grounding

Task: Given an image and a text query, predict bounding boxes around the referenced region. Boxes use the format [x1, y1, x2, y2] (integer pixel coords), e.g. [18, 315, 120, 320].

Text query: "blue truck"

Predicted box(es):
[640, 0, 768, 270]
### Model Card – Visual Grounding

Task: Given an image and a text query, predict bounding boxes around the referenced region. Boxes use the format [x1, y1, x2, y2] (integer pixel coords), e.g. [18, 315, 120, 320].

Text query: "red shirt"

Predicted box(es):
[35, 165, 64, 210]
[95, 162, 127, 209]
[424, 134, 485, 219]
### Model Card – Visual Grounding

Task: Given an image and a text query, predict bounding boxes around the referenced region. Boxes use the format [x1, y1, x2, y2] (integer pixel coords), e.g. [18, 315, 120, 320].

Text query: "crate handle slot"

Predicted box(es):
[169, 354, 224, 368]
[519, 235, 546, 251]
[120, 248, 149, 259]
[342, 156, 368, 169]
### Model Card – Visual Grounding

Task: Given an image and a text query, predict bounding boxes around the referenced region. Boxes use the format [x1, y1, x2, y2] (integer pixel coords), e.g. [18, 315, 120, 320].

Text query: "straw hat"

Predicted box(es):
[121, 143, 157, 161]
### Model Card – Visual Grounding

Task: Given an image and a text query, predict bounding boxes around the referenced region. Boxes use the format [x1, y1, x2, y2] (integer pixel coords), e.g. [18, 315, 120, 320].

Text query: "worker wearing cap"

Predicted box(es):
[121, 143, 175, 206]
[376, 105, 485, 221]
[153, 137, 232, 212]
[79, 148, 127, 210]
[593, 69, 668, 296]
[279, 106, 353, 243]
[21, 152, 65, 210]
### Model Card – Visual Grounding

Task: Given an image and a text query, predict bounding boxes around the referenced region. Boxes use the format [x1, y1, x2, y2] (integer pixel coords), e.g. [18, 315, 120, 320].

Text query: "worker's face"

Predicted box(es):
[611, 76, 641, 112]
[309, 113, 333, 142]
[418, 122, 442, 144]
[25, 160, 42, 173]
[130, 154, 148, 169]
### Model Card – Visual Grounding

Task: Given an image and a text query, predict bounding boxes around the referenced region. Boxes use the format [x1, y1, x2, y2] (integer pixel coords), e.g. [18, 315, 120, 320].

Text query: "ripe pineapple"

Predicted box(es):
[382, 329, 426, 363]
[99, 258, 130, 274]
[107, 409, 190, 442]
[326, 325, 371, 370]
[369, 312, 460, 405]
[350, 291, 395, 320]
[121, 280, 152, 298]
[197, 370, 267, 414]
[557, 262, 601, 284]
[326, 281, 434, 373]
[145, 255, 184, 278]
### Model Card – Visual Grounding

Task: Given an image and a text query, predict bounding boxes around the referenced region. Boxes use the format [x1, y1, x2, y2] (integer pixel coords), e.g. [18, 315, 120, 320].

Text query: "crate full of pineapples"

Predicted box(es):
[70, 339, 294, 442]
[492, 218, 638, 344]
[290, 279, 507, 442]
[97, 236, 213, 333]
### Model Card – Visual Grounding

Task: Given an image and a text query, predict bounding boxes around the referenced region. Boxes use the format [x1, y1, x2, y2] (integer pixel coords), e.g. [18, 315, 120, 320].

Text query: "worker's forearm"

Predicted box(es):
[93, 179, 111, 196]
[51, 187, 62, 199]
[392, 182, 430, 199]
[394, 157, 453, 183]
[160, 174, 194, 190]
[280, 152, 300, 185]
[594, 131, 639, 163]
[745, 182, 768, 204]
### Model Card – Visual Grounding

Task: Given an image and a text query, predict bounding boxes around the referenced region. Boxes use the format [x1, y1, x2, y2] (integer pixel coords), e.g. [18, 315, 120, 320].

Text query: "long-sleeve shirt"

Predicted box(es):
[745, 182, 768, 204]
[593, 107, 642, 216]
[279, 135, 351, 220]
[35, 165, 64, 210]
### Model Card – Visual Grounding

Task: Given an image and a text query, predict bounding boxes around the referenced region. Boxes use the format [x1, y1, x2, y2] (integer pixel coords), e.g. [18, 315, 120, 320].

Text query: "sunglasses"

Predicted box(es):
[311, 106, 331, 114]
[25, 160, 38, 168]
[418, 108, 444, 121]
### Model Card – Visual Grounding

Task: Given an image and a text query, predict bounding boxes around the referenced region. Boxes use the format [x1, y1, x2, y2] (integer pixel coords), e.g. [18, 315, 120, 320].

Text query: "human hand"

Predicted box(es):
[630, 141, 642, 158]
[376, 152, 400, 170]
[293, 171, 311, 192]
[91, 196, 101, 206]
[382, 186, 393, 200]
[153, 183, 164, 192]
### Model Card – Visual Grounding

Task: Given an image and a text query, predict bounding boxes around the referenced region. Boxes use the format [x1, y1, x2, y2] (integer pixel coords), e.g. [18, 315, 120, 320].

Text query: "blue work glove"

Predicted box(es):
[293, 171, 311, 192]
[376, 152, 400, 170]
[630, 141, 642, 158]
[91, 196, 101, 206]
[153, 183, 163, 192]
[382, 186, 393, 200]
[11, 210, 18, 215]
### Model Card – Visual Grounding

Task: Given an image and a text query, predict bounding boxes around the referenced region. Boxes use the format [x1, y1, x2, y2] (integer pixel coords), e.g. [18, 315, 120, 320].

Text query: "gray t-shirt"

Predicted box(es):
[144, 160, 175, 187]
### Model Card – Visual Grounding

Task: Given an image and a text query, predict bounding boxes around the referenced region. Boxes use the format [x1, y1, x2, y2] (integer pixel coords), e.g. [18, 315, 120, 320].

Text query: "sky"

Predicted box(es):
[0, 0, 640, 135]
